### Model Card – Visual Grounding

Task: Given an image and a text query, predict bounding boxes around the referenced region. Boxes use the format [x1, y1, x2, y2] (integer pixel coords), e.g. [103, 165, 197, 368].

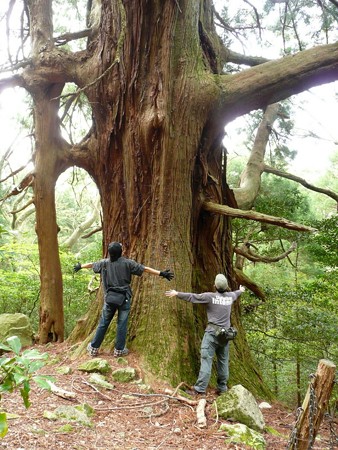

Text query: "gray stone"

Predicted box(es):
[0, 313, 34, 347]
[216, 384, 265, 432]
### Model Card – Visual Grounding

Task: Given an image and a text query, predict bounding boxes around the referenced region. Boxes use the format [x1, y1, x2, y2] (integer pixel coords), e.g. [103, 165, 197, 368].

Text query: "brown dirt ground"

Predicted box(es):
[0, 343, 336, 450]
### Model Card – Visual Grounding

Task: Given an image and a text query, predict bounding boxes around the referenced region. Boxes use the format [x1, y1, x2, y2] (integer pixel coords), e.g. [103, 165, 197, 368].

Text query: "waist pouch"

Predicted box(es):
[105, 287, 128, 306]
[209, 323, 238, 344]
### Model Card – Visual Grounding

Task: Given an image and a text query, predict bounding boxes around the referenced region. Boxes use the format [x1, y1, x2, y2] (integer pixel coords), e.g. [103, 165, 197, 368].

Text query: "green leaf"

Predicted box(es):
[0, 412, 8, 438]
[13, 373, 27, 386]
[0, 377, 15, 393]
[33, 375, 55, 390]
[0, 343, 12, 353]
[0, 356, 16, 368]
[27, 360, 46, 373]
[6, 336, 22, 355]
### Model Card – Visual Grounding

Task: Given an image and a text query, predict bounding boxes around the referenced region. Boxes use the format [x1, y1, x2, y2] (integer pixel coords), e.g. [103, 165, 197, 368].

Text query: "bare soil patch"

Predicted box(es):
[0, 343, 335, 449]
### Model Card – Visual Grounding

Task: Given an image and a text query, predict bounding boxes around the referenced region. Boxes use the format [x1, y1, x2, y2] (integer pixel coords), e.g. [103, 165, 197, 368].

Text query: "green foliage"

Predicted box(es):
[241, 271, 338, 405]
[0, 336, 53, 438]
[0, 240, 101, 338]
[0, 242, 41, 329]
[255, 174, 311, 221]
[60, 246, 101, 337]
[303, 215, 338, 268]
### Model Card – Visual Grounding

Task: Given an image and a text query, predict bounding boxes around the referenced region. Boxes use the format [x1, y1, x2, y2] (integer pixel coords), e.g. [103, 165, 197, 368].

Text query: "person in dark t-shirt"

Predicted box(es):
[165, 274, 245, 395]
[74, 242, 173, 357]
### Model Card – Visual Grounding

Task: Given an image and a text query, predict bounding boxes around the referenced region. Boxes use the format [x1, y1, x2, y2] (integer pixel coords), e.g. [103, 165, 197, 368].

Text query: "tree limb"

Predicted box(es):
[233, 103, 280, 210]
[234, 241, 297, 263]
[62, 196, 101, 249]
[82, 226, 103, 239]
[0, 160, 32, 184]
[225, 49, 270, 67]
[0, 74, 26, 93]
[263, 164, 338, 204]
[0, 173, 34, 202]
[202, 200, 317, 232]
[10, 198, 35, 214]
[217, 42, 338, 123]
[54, 29, 91, 46]
[234, 268, 266, 301]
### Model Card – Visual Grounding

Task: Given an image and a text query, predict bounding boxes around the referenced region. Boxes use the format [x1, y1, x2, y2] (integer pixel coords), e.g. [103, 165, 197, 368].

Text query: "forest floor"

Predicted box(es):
[0, 342, 336, 450]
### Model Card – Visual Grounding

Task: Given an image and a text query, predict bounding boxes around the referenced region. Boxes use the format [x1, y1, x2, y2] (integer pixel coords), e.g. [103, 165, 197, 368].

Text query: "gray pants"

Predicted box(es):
[194, 331, 229, 393]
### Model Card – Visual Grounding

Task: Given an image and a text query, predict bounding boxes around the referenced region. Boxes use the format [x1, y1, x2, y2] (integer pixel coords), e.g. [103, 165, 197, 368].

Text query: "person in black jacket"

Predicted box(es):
[74, 242, 173, 357]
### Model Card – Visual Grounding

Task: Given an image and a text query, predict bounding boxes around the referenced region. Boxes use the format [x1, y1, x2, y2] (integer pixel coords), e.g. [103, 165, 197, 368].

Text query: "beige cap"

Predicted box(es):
[215, 274, 228, 291]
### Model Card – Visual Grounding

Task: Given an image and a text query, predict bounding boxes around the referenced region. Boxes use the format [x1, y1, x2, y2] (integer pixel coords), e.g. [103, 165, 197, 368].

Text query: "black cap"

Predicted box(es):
[108, 242, 122, 261]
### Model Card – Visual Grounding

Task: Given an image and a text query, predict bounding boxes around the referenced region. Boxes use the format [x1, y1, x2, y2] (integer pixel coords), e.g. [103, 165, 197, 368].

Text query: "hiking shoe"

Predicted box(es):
[87, 343, 99, 357]
[185, 388, 205, 396]
[113, 347, 129, 357]
[216, 388, 228, 395]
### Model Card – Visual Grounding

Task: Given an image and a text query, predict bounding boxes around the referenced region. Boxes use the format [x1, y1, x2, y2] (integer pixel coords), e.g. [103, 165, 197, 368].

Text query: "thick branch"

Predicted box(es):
[62, 197, 101, 249]
[233, 103, 280, 210]
[218, 42, 338, 123]
[234, 241, 297, 263]
[0, 74, 26, 93]
[203, 200, 316, 232]
[225, 49, 269, 67]
[0, 173, 34, 201]
[54, 29, 91, 46]
[264, 165, 338, 203]
[234, 268, 266, 301]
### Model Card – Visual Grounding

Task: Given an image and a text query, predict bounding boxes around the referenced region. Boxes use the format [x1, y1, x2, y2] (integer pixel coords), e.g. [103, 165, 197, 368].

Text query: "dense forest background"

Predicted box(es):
[0, 0, 337, 408]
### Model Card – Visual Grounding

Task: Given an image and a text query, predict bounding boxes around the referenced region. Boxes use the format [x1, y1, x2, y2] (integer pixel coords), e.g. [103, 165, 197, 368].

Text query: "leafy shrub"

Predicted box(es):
[0, 336, 53, 437]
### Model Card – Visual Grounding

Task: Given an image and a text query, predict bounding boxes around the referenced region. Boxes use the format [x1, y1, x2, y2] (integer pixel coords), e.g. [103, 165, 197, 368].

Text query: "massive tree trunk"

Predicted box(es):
[68, 1, 272, 396]
[3, 0, 338, 396]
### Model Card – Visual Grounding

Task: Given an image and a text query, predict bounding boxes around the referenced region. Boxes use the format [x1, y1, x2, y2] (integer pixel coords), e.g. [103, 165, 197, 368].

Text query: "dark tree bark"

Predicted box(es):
[1, 0, 338, 395]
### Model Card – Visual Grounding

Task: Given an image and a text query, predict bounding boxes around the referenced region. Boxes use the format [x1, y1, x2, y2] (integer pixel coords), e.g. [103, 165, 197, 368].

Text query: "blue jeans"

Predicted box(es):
[91, 299, 131, 350]
[194, 332, 229, 393]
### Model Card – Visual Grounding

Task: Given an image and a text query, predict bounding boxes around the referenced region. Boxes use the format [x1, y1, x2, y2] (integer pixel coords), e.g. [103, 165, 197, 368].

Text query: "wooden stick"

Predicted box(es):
[46, 380, 76, 399]
[164, 388, 197, 406]
[196, 398, 207, 428]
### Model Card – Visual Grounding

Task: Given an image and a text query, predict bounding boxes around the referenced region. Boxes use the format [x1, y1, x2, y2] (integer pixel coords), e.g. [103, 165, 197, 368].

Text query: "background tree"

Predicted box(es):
[0, 0, 337, 396]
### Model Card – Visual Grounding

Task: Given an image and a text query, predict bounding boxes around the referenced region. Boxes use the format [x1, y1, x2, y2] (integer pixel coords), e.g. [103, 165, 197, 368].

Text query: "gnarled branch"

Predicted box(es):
[234, 241, 297, 263]
[264, 165, 338, 204]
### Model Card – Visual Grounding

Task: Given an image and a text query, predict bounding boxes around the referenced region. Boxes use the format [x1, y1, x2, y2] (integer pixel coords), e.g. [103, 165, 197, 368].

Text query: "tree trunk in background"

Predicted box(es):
[27, 0, 67, 342]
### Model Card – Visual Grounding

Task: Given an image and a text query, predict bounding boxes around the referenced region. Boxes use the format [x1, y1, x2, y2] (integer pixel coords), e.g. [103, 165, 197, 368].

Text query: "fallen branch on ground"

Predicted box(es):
[196, 398, 207, 428]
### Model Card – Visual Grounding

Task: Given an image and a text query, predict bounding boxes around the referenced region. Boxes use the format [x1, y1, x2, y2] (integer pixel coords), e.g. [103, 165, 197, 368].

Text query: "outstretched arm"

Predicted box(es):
[144, 266, 174, 281]
[73, 262, 93, 272]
